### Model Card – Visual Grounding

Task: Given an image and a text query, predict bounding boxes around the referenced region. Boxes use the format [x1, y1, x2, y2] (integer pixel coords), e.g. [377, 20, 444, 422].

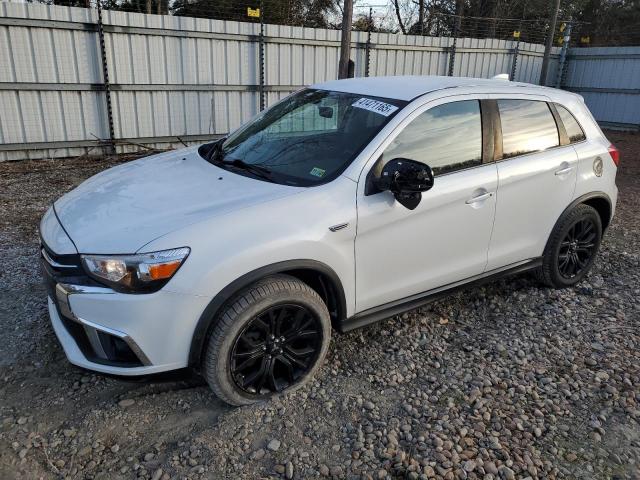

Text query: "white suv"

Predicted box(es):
[40, 75, 619, 405]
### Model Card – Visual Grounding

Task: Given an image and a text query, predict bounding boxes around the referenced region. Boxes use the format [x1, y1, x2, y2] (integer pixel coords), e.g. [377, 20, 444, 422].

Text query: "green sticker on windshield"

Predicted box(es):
[310, 167, 326, 178]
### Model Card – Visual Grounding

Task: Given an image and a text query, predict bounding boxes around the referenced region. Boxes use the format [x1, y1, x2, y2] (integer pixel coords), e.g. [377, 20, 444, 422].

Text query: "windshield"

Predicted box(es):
[199, 89, 406, 186]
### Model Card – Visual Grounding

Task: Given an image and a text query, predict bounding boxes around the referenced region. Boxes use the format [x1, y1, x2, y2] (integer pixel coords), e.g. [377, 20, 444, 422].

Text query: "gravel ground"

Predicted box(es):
[0, 132, 639, 480]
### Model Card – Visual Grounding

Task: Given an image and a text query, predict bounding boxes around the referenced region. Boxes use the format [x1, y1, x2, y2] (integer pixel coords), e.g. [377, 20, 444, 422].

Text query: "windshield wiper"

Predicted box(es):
[225, 159, 275, 182]
[204, 138, 226, 164]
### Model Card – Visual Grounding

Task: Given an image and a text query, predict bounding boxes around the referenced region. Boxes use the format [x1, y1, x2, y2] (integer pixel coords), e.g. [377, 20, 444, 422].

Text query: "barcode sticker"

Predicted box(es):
[352, 98, 399, 117]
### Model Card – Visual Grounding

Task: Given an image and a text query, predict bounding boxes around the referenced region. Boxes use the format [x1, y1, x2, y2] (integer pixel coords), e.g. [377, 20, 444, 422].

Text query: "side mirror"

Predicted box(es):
[318, 106, 334, 118]
[376, 158, 434, 210]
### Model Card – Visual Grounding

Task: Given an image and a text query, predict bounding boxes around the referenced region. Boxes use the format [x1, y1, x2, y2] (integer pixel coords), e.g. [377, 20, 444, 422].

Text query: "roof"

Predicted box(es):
[312, 75, 545, 101]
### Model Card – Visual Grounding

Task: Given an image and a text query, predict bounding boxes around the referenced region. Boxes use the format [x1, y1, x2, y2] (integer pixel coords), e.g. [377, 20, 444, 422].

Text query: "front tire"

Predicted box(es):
[203, 275, 331, 406]
[537, 204, 602, 288]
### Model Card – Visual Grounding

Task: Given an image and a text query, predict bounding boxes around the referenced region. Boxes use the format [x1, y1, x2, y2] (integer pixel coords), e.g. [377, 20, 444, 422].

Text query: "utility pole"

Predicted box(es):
[338, 0, 354, 79]
[539, 0, 561, 86]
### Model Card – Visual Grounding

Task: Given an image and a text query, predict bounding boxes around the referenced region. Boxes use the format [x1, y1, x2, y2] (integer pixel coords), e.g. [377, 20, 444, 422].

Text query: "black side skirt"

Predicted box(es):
[339, 258, 542, 332]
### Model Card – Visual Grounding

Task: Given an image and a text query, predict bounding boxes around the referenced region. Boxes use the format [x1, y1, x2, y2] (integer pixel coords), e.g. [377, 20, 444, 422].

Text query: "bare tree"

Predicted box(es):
[394, 0, 407, 34]
[417, 0, 424, 33]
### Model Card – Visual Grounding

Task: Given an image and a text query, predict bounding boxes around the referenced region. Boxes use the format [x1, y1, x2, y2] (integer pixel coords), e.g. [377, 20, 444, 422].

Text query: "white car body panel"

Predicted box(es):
[39, 76, 618, 377]
[54, 147, 300, 254]
[143, 175, 358, 315]
[40, 206, 76, 254]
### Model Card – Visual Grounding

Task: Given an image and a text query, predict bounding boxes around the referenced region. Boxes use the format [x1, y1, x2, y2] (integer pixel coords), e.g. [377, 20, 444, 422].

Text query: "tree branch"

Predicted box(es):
[394, 0, 407, 34]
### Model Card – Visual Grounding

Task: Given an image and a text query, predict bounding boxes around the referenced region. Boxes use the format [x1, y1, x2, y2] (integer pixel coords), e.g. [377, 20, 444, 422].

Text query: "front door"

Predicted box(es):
[355, 98, 498, 313]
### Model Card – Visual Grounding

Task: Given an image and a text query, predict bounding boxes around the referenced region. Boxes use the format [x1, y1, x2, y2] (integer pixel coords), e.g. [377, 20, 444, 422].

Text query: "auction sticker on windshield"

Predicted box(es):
[352, 98, 399, 117]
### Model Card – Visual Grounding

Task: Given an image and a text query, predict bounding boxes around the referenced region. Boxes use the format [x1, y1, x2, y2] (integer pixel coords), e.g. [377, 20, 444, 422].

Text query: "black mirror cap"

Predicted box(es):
[318, 106, 334, 118]
[376, 158, 434, 209]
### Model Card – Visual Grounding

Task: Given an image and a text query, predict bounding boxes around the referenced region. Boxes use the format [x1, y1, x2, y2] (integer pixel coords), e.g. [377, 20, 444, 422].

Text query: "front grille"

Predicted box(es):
[40, 243, 95, 292]
[41, 241, 144, 368]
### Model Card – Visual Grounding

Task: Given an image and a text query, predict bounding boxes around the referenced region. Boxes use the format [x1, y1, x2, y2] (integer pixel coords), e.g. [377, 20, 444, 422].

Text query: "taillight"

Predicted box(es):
[608, 144, 620, 167]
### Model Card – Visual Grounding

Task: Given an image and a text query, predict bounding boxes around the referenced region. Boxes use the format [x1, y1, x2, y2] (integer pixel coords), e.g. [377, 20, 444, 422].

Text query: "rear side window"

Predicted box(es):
[498, 100, 559, 159]
[381, 100, 483, 176]
[556, 104, 586, 143]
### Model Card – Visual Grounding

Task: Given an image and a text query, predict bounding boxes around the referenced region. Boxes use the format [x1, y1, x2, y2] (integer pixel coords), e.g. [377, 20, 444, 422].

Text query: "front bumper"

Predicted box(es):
[42, 246, 209, 376]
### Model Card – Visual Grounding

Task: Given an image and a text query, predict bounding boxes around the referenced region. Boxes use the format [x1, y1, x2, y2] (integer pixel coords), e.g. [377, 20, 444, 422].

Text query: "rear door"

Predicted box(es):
[486, 96, 579, 270]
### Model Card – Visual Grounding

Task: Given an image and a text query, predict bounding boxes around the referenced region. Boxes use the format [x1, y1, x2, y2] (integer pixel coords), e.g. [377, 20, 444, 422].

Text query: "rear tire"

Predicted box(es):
[203, 274, 331, 406]
[537, 204, 602, 288]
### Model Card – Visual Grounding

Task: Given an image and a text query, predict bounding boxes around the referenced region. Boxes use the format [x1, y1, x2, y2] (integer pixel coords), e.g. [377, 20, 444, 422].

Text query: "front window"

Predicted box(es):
[378, 100, 483, 177]
[199, 89, 406, 186]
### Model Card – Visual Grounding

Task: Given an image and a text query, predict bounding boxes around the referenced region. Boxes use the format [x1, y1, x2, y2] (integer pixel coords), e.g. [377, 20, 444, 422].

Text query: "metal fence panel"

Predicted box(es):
[563, 46, 640, 129]
[1, 2, 565, 161]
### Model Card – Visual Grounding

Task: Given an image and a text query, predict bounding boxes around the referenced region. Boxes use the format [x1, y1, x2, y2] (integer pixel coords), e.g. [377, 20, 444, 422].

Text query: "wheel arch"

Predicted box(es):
[545, 192, 612, 254]
[188, 260, 347, 368]
[581, 195, 612, 232]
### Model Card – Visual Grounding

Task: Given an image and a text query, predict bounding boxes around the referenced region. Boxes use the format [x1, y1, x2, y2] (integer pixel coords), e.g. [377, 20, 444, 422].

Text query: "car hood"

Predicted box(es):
[54, 147, 301, 254]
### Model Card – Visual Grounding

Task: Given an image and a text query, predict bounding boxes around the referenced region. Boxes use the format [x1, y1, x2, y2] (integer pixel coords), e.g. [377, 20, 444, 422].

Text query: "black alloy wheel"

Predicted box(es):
[557, 218, 598, 279]
[537, 204, 603, 288]
[230, 304, 323, 395]
[203, 274, 331, 406]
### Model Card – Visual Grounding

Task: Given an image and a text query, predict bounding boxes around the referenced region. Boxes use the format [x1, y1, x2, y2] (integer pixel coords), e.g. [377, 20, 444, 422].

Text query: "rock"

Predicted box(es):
[267, 439, 281, 451]
[484, 462, 498, 475]
[250, 448, 266, 460]
[151, 468, 163, 480]
[17, 417, 27, 425]
[118, 399, 135, 408]
[79, 446, 92, 457]
[275, 464, 286, 474]
[330, 465, 344, 476]
[498, 466, 515, 480]
[144, 452, 155, 462]
[463, 460, 475, 472]
[319, 464, 330, 476]
[111, 444, 120, 453]
[285, 461, 294, 479]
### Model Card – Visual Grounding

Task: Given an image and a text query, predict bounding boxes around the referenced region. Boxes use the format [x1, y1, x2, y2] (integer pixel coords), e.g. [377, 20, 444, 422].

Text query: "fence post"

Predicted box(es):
[364, 7, 372, 77]
[510, 32, 520, 81]
[96, 0, 115, 154]
[447, 15, 461, 76]
[258, 0, 265, 111]
[555, 21, 572, 88]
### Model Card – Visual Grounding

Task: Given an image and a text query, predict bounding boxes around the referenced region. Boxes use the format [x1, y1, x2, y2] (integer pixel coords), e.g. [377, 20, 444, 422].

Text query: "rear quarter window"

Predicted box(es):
[556, 104, 587, 143]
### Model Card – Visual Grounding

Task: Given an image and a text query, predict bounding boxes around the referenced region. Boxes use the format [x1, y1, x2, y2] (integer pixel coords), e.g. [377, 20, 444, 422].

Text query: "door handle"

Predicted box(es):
[555, 166, 573, 176]
[465, 192, 493, 204]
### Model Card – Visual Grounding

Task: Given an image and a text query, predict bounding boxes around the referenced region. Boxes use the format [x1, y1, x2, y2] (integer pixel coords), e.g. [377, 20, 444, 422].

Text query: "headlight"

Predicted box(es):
[81, 247, 190, 293]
